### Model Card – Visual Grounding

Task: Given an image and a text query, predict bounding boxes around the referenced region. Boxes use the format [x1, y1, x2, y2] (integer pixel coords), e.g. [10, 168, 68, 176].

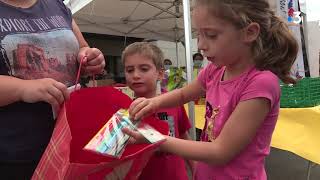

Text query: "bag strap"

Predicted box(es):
[74, 56, 96, 91]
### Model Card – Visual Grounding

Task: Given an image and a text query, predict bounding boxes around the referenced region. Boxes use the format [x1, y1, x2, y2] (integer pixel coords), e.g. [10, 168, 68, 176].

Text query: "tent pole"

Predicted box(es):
[174, 14, 179, 67]
[182, 0, 196, 140]
[175, 41, 179, 67]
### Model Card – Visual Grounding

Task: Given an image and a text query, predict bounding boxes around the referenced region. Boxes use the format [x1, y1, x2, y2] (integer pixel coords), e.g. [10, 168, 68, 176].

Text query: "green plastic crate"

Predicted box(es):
[280, 77, 320, 108]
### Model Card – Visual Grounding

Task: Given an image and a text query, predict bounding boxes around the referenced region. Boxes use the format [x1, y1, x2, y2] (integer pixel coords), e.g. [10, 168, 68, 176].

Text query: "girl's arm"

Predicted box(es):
[130, 79, 204, 120]
[180, 132, 196, 173]
[159, 97, 270, 165]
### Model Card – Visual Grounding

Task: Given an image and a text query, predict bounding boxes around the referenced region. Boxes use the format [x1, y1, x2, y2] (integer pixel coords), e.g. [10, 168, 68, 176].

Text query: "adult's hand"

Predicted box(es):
[78, 47, 105, 75]
[19, 78, 69, 113]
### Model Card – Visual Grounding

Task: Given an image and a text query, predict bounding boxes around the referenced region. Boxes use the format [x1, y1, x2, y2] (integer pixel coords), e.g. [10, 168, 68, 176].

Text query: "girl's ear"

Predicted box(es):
[243, 22, 260, 43]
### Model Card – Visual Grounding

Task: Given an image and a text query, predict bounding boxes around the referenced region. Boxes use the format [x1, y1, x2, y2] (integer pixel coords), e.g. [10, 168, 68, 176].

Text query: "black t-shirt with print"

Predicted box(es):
[0, 0, 79, 162]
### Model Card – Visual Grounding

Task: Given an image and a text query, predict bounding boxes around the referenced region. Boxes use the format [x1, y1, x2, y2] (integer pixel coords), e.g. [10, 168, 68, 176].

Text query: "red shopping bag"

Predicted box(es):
[32, 86, 169, 180]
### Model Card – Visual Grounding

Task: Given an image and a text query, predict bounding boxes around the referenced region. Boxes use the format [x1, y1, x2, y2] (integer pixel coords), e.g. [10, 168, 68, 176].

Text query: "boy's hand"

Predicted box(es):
[19, 78, 69, 114]
[129, 97, 159, 120]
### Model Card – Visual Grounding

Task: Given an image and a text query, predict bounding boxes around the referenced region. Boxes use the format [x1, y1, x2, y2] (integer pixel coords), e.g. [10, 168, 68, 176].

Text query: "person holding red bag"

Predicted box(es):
[0, 0, 105, 179]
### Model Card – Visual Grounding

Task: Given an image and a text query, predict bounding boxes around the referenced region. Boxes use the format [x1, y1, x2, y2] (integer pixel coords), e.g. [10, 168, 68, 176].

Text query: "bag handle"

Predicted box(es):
[74, 56, 96, 91]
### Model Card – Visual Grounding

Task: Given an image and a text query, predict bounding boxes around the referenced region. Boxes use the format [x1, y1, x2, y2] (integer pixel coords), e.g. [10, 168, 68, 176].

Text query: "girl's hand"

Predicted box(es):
[19, 78, 69, 114]
[78, 47, 105, 75]
[129, 97, 159, 120]
[122, 128, 149, 144]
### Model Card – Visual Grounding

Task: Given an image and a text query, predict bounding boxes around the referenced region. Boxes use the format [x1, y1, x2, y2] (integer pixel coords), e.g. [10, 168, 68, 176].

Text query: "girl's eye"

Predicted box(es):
[204, 32, 217, 39]
[195, 30, 217, 40]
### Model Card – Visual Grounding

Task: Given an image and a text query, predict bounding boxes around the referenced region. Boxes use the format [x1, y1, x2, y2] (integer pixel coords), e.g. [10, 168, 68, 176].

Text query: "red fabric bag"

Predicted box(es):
[32, 86, 168, 180]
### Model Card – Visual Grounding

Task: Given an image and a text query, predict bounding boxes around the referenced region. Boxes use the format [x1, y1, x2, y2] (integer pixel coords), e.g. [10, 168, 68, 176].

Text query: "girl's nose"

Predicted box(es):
[197, 36, 208, 52]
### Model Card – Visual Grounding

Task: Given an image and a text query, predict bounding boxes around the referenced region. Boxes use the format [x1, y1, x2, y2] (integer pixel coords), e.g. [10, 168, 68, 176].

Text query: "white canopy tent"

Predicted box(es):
[66, 0, 190, 42]
[67, 0, 276, 40]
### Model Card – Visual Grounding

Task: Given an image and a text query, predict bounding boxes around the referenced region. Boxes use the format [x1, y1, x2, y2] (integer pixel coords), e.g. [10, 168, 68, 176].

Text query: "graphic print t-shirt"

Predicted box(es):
[138, 106, 191, 180]
[0, 0, 79, 162]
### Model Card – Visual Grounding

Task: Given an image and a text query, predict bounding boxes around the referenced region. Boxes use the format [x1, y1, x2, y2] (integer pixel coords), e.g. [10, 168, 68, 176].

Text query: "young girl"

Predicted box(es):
[122, 42, 192, 180]
[125, 0, 298, 179]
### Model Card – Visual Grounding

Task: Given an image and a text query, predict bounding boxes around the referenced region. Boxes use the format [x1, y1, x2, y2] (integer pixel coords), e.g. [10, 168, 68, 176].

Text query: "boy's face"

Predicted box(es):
[124, 53, 163, 98]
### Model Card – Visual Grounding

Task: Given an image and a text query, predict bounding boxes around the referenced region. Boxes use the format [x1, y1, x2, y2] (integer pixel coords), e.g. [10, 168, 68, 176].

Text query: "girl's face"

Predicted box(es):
[192, 6, 250, 68]
[124, 53, 162, 98]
